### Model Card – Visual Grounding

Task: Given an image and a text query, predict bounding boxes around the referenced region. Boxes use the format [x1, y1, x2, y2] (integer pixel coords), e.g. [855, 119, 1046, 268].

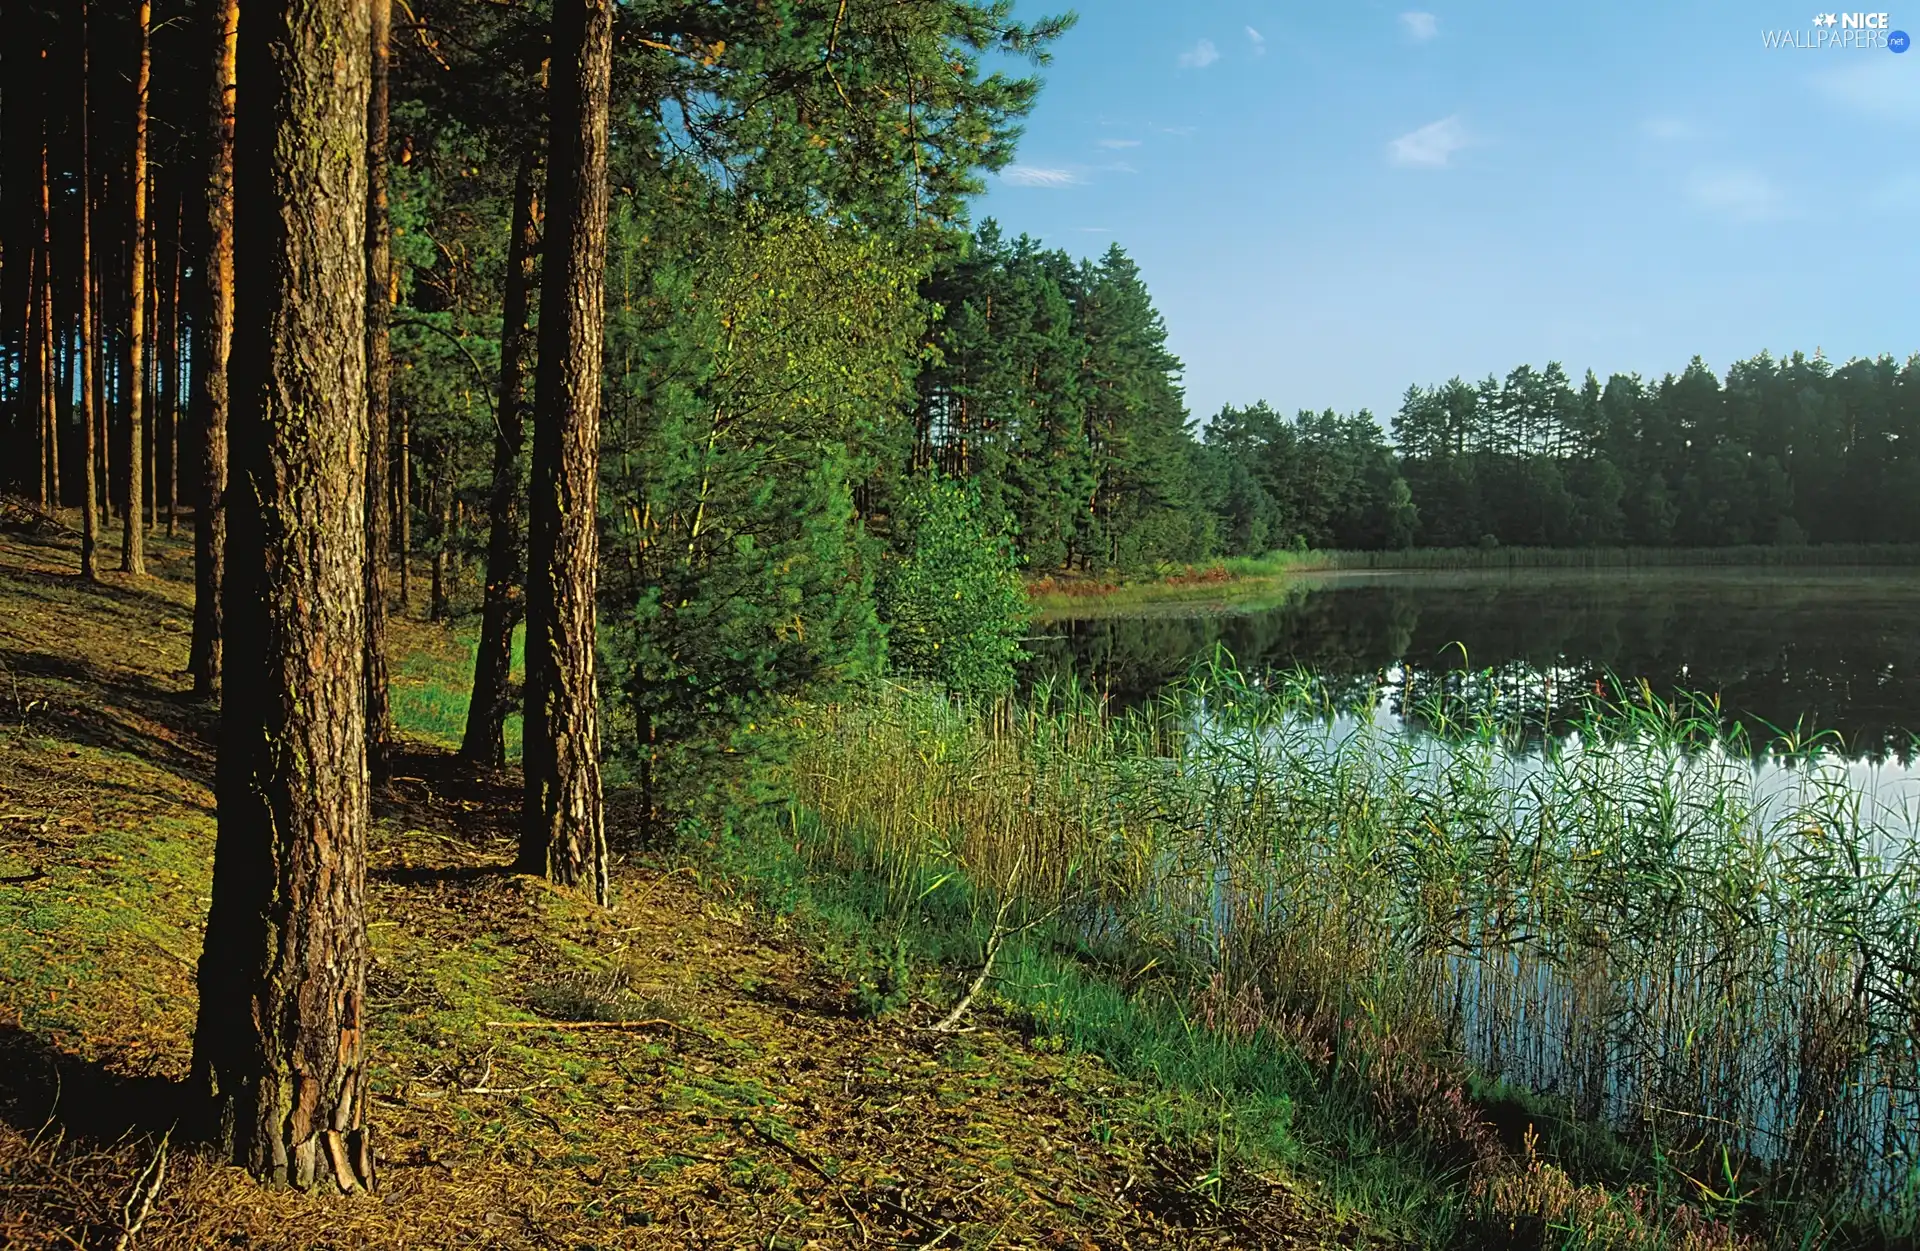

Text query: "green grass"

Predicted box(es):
[1026, 552, 1329, 617]
[390, 621, 523, 757]
[694, 810, 1452, 1243]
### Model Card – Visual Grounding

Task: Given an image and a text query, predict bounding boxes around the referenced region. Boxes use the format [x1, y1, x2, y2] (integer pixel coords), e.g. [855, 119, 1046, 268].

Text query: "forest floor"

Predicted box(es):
[0, 512, 1365, 1250]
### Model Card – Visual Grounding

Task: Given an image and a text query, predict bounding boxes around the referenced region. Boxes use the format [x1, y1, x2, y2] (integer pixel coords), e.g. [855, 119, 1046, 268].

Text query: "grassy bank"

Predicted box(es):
[1290, 543, 1920, 572]
[774, 666, 1920, 1248]
[1028, 544, 1920, 618]
[1027, 551, 1330, 616]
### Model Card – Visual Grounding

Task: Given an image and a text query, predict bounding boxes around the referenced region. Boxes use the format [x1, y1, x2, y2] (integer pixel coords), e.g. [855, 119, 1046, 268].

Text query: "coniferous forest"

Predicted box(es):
[4, 2, 1920, 1247]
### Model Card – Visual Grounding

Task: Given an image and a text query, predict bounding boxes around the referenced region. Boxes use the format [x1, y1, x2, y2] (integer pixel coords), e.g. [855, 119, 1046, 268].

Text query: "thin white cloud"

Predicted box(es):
[1246, 26, 1266, 55]
[1178, 38, 1220, 69]
[1868, 173, 1920, 212]
[1685, 168, 1789, 221]
[1643, 116, 1703, 142]
[1388, 115, 1470, 168]
[1154, 124, 1197, 136]
[1813, 58, 1920, 124]
[1104, 161, 1139, 175]
[1400, 11, 1440, 42]
[999, 165, 1080, 188]
[1097, 138, 1142, 149]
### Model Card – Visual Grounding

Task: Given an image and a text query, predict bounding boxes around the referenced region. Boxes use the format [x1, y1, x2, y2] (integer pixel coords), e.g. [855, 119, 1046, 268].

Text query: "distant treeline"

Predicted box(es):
[918, 225, 1920, 568]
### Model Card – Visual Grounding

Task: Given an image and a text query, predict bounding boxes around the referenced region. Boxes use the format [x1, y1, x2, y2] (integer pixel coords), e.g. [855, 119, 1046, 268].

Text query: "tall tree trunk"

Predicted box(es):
[428, 457, 451, 622]
[120, 0, 150, 575]
[78, 0, 100, 578]
[461, 146, 540, 768]
[189, 0, 238, 695]
[191, 0, 377, 1192]
[164, 188, 181, 536]
[33, 135, 53, 510]
[40, 184, 57, 508]
[362, 0, 394, 779]
[30, 245, 47, 509]
[396, 407, 410, 609]
[145, 218, 158, 533]
[520, 0, 611, 904]
[94, 255, 109, 525]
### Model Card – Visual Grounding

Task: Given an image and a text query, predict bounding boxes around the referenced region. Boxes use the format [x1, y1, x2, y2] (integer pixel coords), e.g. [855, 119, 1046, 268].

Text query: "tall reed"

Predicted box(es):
[786, 662, 1920, 1222]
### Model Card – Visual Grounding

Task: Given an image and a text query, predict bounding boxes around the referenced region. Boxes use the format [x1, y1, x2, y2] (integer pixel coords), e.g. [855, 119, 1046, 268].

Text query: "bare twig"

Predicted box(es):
[484, 1017, 697, 1035]
[456, 1053, 553, 1096]
[930, 851, 1060, 1033]
[736, 1118, 872, 1244]
[111, 1125, 170, 1251]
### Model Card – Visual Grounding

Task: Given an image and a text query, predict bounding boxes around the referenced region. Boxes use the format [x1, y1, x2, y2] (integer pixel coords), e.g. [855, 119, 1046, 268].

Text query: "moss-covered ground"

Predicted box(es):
[0, 516, 1356, 1249]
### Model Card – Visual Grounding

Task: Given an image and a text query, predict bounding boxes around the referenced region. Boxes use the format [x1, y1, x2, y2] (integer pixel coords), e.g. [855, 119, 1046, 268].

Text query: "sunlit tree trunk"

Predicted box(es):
[429, 458, 450, 622]
[189, 0, 238, 694]
[164, 188, 181, 536]
[363, 0, 394, 779]
[462, 146, 540, 768]
[396, 406, 410, 610]
[34, 134, 56, 509]
[78, 0, 100, 578]
[520, 0, 611, 904]
[192, 0, 377, 1191]
[120, 0, 151, 576]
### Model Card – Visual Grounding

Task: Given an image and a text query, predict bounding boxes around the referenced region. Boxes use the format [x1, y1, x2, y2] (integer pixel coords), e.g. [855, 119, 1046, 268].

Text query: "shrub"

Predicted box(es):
[878, 477, 1028, 697]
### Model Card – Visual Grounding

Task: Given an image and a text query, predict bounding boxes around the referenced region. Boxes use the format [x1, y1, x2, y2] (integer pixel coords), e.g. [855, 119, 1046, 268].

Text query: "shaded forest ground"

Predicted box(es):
[0, 514, 1360, 1249]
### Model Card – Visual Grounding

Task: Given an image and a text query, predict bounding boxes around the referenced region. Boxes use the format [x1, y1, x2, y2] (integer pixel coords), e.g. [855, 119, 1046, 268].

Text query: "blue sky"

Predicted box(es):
[974, 1, 1920, 426]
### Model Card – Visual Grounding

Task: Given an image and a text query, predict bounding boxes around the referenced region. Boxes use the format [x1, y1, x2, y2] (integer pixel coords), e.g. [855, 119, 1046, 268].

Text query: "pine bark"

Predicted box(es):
[520, 0, 611, 904]
[35, 135, 56, 509]
[191, 0, 377, 1191]
[120, 0, 151, 575]
[164, 189, 181, 536]
[396, 407, 410, 609]
[190, 0, 238, 694]
[429, 460, 450, 623]
[363, 0, 394, 779]
[462, 146, 540, 768]
[78, 1, 100, 578]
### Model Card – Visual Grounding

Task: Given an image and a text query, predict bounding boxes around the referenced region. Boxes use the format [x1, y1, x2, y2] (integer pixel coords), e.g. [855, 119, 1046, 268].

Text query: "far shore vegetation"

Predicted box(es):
[1030, 542, 1920, 617]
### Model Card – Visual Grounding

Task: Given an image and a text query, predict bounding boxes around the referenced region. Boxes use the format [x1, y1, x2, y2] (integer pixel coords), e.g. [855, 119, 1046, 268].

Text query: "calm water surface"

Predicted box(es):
[1029, 568, 1920, 762]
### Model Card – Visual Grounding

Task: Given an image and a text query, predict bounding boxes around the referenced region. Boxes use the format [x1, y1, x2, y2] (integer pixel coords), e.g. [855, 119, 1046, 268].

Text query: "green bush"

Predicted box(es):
[878, 477, 1028, 696]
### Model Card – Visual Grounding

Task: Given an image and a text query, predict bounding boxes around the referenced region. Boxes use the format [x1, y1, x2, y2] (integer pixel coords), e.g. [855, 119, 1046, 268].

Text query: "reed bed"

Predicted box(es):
[786, 664, 1920, 1231]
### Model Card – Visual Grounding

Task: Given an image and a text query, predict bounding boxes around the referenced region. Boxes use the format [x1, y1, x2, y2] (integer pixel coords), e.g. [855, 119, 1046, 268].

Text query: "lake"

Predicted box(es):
[1028, 567, 1920, 1192]
[1029, 567, 1920, 762]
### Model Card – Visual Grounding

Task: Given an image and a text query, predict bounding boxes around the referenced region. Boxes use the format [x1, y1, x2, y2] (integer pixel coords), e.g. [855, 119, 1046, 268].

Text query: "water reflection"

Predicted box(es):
[1029, 569, 1920, 762]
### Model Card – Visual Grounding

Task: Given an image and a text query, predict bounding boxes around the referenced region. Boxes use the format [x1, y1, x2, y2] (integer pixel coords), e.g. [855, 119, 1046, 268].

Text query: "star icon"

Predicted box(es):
[1822, 12, 1839, 26]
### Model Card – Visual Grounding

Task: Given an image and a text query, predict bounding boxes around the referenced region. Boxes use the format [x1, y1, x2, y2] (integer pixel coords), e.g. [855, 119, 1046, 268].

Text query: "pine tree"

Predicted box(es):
[190, 0, 238, 693]
[192, 0, 377, 1190]
[520, 0, 613, 903]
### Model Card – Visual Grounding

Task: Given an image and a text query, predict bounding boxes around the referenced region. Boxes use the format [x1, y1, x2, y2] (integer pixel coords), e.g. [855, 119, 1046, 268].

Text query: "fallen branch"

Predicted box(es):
[736, 1118, 873, 1244]
[484, 1017, 696, 1035]
[929, 852, 1061, 1034]
[111, 1125, 170, 1251]
[457, 1054, 554, 1096]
